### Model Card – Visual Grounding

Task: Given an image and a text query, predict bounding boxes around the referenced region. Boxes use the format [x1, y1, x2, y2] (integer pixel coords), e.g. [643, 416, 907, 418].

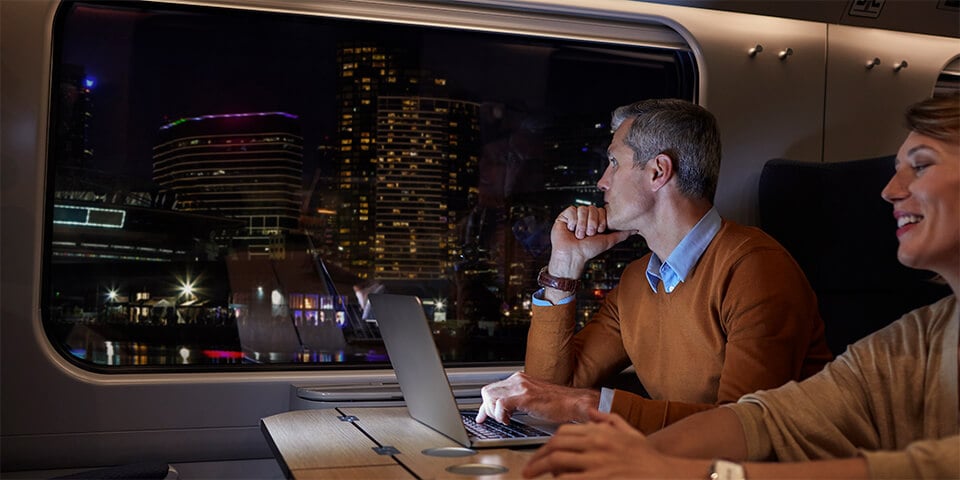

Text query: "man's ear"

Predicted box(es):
[650, 153, 674, 191]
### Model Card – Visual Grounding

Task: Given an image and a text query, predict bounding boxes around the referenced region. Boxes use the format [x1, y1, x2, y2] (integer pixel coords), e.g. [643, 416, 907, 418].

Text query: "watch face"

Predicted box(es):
[710, 460, 745, 480]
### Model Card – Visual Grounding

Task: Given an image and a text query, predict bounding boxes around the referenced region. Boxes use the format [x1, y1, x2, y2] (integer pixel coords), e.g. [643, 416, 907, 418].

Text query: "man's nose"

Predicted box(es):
[597, 173, 610, 191]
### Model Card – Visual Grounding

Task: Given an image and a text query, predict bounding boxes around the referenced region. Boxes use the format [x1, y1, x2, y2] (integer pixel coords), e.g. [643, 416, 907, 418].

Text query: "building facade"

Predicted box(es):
[152, 112, 304, 258]
[374, 96, 480, 280]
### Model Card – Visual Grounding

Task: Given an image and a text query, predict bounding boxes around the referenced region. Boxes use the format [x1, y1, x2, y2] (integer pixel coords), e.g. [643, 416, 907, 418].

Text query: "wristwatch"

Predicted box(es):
[708, 459, 745, 480]
[537, 266, 580, 292]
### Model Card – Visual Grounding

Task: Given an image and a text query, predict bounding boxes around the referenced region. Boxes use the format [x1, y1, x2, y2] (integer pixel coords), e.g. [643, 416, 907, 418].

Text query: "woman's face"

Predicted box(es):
[881, 131, 960, 275]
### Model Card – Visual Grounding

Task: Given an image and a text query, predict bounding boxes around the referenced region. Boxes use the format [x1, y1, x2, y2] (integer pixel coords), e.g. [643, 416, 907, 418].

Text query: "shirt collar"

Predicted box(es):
[645, 207, 722, 293]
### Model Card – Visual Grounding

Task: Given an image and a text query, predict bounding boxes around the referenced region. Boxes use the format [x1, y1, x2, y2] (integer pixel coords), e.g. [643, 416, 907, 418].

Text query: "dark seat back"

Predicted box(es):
[758, 157, 950, 355]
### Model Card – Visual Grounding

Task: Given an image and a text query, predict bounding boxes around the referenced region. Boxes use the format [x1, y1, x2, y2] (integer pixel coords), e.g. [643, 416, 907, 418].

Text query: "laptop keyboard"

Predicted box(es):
[460, 412, 550, 440]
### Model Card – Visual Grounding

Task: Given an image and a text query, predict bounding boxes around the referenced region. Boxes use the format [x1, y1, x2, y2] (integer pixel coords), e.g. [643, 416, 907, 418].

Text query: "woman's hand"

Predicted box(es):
[523, 410, 702, 479]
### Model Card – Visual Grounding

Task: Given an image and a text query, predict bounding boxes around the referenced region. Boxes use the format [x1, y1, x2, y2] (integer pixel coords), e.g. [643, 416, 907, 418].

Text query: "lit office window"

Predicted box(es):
[45, 0, 695, 370]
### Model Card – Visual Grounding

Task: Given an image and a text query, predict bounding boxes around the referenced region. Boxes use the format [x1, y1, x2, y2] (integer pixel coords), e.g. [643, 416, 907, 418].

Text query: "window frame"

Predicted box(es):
[41, 0, 697, 374]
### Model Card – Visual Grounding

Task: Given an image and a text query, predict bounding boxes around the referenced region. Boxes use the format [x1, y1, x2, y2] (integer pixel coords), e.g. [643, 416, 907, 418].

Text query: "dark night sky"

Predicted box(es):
[59, 2, 683, 184]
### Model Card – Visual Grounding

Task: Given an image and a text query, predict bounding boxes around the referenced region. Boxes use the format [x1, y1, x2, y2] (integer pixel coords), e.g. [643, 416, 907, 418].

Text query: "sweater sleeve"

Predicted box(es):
[726, 356, 879, 462]
[728, 382, 866, 463]
[524, 284, 630, 388]
[727, 301, 959, 477]
[714, 246, 831, 404]
[650, 246, 832, 435]
[862, 435, 960, 480]
[609, 389, 716, 434]
[523, 300, 577, 384]
[732, 407, 960, 479]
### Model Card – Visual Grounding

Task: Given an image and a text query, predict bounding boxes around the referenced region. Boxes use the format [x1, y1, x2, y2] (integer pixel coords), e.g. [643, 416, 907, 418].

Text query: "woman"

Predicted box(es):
[523, 92, 959, 479]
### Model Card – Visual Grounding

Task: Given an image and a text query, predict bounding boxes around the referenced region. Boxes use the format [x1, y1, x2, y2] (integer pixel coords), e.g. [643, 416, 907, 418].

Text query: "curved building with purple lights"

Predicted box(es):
[152, 112, 303, 257]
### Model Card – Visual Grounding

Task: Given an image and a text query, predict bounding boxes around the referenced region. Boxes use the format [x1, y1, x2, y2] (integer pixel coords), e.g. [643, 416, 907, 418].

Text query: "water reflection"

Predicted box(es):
[56, 312, 524, 366]
[71, 341, 183, 366]
[69, 339, 388, 366]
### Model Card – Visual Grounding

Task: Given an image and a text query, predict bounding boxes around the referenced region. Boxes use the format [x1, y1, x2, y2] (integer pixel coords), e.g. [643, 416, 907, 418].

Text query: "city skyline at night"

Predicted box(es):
[46, 1, 693, 366]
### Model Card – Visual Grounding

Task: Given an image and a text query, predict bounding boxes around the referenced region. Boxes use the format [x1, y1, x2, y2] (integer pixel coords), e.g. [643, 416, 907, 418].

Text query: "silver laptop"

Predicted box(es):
[369, 293, 556, 448]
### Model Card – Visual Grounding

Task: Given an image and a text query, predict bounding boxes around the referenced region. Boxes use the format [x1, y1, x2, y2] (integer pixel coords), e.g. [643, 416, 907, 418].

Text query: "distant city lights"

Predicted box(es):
[159, 111, 299, 130]
[176, 275, 198, 299]
[202, 349, 244, 360]
[53, 204, 126, 229]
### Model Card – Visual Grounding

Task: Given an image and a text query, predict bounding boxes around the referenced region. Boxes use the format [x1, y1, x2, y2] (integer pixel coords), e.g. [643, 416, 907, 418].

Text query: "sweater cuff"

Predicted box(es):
[860, 435, 960, 480]
[861, 450, 915, 480]
[725, 402, 773, 461]
[608, 389, 668, 434]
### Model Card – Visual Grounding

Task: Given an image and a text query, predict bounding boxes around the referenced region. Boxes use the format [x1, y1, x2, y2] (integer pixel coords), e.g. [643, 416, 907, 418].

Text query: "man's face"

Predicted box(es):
[597, 118, 650, 232]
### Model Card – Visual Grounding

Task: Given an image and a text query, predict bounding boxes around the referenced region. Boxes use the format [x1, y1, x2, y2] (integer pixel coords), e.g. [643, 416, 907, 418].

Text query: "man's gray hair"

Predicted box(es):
[611, 99, 722, 202]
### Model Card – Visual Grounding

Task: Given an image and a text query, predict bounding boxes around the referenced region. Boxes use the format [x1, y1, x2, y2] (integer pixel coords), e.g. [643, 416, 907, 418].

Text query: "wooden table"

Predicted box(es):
[261, 407, 540, 479]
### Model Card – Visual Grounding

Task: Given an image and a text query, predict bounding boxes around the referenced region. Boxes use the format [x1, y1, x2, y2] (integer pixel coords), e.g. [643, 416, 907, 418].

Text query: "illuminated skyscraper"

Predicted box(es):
[374, 96, 480, 280]
[152, 112, 304, 257]
[335, 43, 415, 277]
[333, 41, 459, 278]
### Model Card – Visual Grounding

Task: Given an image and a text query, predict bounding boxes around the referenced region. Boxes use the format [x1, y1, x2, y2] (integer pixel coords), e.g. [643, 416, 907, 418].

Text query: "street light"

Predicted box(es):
[179, 280, 195, 298]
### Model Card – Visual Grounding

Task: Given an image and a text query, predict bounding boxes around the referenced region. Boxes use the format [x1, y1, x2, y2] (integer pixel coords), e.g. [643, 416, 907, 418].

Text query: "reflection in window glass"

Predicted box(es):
[45, 1, 695, 369]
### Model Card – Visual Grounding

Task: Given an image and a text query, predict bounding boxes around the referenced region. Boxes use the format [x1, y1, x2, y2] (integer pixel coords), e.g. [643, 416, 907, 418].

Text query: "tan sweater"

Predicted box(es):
[525, 220, 833, 433]
[729, 294, 959, 479]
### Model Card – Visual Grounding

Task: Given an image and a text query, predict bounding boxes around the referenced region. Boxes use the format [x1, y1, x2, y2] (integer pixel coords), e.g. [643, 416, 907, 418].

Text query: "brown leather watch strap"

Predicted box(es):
[537, 266, 580, 292]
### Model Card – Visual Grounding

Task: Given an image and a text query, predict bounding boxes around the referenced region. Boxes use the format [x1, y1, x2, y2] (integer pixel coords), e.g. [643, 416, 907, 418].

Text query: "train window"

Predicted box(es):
[45, 0, 695, 371]
[936, 56, 960, 96]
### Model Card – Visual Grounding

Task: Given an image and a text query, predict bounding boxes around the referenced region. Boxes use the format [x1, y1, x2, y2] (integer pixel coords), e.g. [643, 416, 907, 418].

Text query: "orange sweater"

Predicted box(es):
[524, 220, 833, 433]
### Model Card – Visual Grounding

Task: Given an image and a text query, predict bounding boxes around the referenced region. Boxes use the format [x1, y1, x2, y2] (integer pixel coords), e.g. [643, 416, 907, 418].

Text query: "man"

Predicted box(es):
[475, 99, 832, 433]
[521, 93, 960, 480]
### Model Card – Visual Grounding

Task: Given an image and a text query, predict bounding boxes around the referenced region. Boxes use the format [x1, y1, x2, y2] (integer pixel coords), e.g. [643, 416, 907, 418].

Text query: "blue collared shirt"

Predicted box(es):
[532, 208, 722, 305]
[645, 207, 721, 293]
